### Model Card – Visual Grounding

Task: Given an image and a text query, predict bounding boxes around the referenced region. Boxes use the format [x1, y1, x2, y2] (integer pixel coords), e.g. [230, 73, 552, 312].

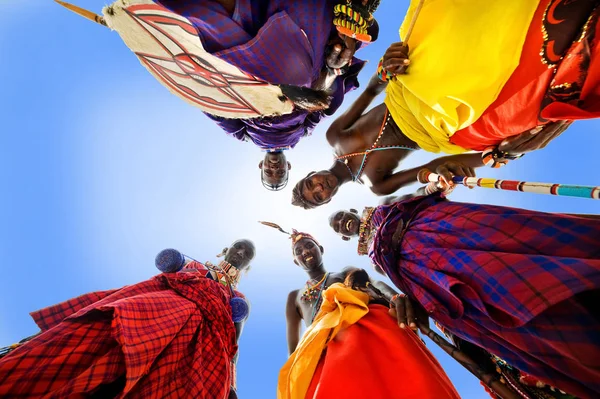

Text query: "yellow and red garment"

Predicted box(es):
[277, 284, 460, 399]
[385, 0, 600, 154]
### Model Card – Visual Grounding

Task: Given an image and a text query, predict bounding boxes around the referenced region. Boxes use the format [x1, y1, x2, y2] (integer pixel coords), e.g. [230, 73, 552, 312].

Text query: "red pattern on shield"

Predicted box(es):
[123, 3, 276, 116]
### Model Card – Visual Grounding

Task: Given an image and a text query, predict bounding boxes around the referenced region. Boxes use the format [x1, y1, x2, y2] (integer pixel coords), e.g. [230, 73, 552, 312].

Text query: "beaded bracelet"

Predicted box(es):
[377, 57, 394, 82]
[482, 147, 524, 168]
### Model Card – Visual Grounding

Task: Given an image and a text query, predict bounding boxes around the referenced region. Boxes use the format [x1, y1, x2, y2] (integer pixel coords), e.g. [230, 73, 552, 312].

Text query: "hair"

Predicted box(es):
[291, 178, 319, 210]
[278, 85, 331, 112]
[342, 267, 372, 290]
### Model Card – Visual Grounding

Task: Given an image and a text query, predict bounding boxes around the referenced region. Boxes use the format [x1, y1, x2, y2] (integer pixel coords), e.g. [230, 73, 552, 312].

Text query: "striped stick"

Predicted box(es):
[417, 170, 600, 200]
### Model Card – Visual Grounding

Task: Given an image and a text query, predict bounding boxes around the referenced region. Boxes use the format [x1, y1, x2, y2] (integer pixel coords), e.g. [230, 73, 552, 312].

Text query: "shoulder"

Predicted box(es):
[286, 289, 300, 305]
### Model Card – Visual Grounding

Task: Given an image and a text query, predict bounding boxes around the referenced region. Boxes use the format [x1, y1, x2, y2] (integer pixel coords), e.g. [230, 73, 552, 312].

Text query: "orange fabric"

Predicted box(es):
[450, 0, 600, 151]
[304, 305, 460, 399]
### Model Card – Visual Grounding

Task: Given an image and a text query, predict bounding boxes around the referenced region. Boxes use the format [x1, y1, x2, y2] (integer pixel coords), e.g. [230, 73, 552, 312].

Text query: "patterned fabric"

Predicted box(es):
[157, 0, 365, 150]
[0, 272, 238, 399]
[450, 0, 600, 151]
[369, 194, 600, 399]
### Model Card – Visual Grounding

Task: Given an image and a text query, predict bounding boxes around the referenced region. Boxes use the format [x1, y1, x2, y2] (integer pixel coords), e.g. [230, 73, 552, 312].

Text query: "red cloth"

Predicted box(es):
[0, 272, 238, 399]
[450, 0, 600, 151]
[305, 305, 461, 399]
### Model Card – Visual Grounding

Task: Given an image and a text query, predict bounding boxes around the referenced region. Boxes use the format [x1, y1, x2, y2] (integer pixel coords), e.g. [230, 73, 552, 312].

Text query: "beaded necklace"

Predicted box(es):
[204, 260, 241, 288]
[335, 109, 417, 182]
[357, 207, 376, 256]
[309, 273, 330, 323]
[301, 272, 329, 302]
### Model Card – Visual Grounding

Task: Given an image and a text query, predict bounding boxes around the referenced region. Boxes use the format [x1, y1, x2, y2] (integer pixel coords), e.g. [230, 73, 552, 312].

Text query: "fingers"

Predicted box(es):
[327, 44, 343, 67]
[393, 294, 407, 328]
[383, 42, 410, 74]
[436, 165, 453, 187]
[405, 296, 417, 331]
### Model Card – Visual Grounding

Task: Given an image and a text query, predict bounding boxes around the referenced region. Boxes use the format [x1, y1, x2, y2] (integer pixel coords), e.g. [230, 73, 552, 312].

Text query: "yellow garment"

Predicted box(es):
[277, 284, 370, 399]
[384, 0, 540, 153]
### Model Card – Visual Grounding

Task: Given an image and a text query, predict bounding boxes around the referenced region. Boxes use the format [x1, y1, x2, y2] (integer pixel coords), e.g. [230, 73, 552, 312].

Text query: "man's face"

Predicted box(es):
[325, 32, 358, 69]
[224, 239, 256, 270]
[329, 210, 361, 237]
[259, 152, 291, 189]
[301, 171, 339, 206]
[293, 238, 323, 270]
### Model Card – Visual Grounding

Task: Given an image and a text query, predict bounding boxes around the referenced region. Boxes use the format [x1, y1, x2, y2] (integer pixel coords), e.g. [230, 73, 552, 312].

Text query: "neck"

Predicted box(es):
[330, 162, 352, 185]
[307, 265, 327, 281]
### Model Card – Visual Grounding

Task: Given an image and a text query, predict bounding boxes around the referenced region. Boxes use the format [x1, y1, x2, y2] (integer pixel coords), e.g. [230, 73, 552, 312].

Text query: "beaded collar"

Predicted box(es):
[357, 207, 376, 256]
[301, 273, 329, 302]
[205, 260, 241, 288]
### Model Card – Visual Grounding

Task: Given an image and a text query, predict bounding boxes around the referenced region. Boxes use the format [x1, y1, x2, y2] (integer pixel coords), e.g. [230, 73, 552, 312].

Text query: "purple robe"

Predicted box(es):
[157, 0, 365, 150]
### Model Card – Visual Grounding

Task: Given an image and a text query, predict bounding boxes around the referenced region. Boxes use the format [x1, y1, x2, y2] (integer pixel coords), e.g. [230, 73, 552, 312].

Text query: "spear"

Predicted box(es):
[54, 0, 107, 27]
[418, 169, 600, 200]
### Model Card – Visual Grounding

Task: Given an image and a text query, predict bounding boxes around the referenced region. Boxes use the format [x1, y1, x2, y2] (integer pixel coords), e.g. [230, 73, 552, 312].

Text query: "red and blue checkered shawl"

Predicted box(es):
[369, 194, 600, 399]
[156, 0, 365, 150]
[0, 271, 238, 399]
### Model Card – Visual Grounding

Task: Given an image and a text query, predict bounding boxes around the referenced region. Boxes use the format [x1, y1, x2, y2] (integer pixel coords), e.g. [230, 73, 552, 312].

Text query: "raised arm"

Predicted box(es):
[371, 153, 484, 196]
[285, 290, 302, 355]
[326, 73, 388, 143]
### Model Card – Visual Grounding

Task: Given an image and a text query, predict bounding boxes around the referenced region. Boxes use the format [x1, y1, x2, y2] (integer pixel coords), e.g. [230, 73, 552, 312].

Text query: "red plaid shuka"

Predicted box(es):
[369, 194, 600, 399]
[0, 271, 238, 398]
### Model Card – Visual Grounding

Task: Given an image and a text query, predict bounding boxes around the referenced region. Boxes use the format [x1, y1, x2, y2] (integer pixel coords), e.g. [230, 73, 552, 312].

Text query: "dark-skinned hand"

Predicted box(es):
[436, 161, 476, 188]
[391, 219, 405, 248]
[497, 121, 572, 156]
[326, 34, 357, 70]
[382, 42, 410, 75]
[389, 293, 429, 332]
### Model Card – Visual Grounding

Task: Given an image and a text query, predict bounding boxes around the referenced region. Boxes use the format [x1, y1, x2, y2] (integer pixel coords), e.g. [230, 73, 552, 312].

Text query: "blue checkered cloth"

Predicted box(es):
[370, 194, 600, 399]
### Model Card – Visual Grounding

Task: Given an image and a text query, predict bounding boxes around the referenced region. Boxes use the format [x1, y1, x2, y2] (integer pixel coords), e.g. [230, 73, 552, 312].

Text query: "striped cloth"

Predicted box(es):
[369, 194, 600, 399]
[0, 271, 238, 398]
[156, 0, 365, 150]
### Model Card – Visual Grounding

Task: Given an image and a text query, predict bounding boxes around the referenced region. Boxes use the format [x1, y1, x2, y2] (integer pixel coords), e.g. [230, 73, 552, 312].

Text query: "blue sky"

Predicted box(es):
[1, 1, 599, 397]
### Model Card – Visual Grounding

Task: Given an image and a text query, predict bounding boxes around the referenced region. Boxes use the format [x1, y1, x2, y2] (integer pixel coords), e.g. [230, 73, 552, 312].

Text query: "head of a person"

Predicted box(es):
[328, 209, 361, 240]
[291, 171, 340, 210]
[259, 151, 291, 191]
[222, 239, 256, 271]
[292, 232, 324, 271]
[326, 0, 380, 70]
[342, 267, 372, 290]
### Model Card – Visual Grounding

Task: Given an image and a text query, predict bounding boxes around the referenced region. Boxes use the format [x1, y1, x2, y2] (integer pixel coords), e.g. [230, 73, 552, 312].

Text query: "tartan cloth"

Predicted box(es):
[369, 194, 600, 399]
[0, 271, 238, 399]
[156, 0, 365, 150]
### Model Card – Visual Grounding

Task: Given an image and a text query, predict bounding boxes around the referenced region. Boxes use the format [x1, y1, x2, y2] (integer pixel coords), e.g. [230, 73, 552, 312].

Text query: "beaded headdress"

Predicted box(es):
[333, 0, 381, 43]
[258, 221, 321, 250]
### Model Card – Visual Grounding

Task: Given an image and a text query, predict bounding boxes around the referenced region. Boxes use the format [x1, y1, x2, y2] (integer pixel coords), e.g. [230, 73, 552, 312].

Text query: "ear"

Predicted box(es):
[319, 245, 324, 254]
[258, 161, 263, 169]
[350, 208, 358, 214]
[341, 236, 351, 241]
[219, 247, 228, 258]
[293, 259, 299, 266]
[287, 162, 292, 170]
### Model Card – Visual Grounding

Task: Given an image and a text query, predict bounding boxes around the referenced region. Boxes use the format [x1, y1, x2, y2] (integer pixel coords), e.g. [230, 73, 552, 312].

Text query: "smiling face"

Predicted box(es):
[224, 239, 256, 271]
[293, 237, 324, 271]
[259, 152, 291, 190]
[329, 210, 361, 238]
[294, 171, 340, 208]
